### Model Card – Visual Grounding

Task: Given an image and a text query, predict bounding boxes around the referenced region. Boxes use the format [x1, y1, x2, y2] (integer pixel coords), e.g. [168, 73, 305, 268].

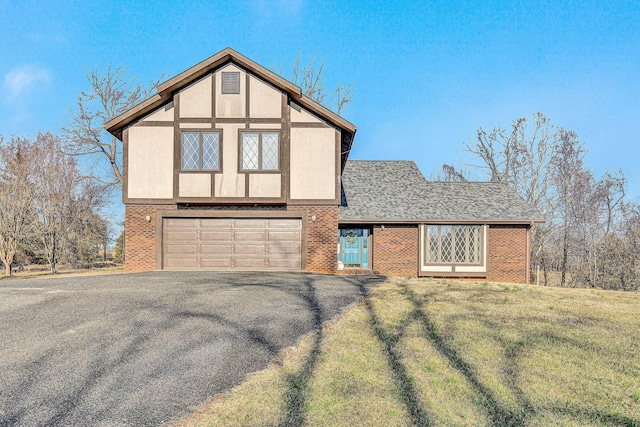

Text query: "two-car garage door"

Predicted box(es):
[162, 218, 302, 270]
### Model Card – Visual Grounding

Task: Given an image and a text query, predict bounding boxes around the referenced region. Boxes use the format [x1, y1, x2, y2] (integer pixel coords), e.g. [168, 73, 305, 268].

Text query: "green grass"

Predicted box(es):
[175, 278, 640, 427]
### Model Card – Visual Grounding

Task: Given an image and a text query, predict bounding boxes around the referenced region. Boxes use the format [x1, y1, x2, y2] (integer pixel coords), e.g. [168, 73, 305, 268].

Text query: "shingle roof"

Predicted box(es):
[339, 161, 545, 223]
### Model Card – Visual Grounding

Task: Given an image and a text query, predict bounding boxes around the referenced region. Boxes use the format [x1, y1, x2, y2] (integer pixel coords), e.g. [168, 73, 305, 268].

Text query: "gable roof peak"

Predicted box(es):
[104, 47, 356, 139]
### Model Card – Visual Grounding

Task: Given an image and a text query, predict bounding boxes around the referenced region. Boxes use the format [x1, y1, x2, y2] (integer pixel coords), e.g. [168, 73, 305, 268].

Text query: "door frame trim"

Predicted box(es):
[156, 209, 307, 270]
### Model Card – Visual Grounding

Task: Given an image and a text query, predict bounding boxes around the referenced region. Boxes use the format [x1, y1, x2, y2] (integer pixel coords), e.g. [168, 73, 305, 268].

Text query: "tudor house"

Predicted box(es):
[105, 48, 544, 283]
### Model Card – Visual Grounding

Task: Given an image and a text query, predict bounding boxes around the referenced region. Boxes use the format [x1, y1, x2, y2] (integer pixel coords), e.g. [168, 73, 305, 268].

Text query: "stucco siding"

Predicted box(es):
[128, 127, 174, 199]
[249, 174, 281, 198]
[290, 128, 336, 200]
[290, 105, 322, 123]
[249, 76, 281, 118]
[142, 104, 174, 122]
[179, 173, 212, 198]
[179, 75, 212, 118]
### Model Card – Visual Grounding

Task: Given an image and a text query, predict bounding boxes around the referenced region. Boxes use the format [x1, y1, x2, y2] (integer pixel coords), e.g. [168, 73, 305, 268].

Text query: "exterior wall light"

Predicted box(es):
[146, 215, 151, 223]
[381, 224, 385, 230]
[311, 215, 317, 223]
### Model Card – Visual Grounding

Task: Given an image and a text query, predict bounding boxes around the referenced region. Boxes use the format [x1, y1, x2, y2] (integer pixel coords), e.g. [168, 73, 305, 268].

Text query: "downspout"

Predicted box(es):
[525, 221, 532, 284]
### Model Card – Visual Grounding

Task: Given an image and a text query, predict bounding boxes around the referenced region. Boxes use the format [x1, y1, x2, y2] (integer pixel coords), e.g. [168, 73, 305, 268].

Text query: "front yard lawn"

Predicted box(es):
[176, 278, 640, 426]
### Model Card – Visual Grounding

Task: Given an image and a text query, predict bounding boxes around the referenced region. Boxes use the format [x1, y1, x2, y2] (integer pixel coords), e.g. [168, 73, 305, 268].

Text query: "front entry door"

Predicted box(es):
[339, 228, 370, 269]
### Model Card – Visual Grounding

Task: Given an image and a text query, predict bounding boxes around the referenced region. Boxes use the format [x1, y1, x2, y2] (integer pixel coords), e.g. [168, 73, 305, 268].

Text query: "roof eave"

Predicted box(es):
[338, 218, 546, 225]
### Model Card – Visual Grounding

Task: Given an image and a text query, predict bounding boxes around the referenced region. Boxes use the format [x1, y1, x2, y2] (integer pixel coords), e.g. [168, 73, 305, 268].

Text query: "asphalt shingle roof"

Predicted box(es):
[339, 161, 545, 223]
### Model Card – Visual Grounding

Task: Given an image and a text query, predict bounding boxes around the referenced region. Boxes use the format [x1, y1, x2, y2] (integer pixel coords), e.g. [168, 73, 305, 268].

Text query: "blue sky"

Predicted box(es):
[2, 0, 639, 223]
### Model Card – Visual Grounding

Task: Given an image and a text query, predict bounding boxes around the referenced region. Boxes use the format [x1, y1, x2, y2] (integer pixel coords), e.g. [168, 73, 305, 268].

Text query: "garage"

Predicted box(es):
[162, 218, 302, 270]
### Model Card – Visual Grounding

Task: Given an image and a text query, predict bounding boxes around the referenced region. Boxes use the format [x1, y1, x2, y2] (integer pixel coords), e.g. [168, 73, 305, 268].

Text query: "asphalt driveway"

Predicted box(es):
[0, 271, 384, 426]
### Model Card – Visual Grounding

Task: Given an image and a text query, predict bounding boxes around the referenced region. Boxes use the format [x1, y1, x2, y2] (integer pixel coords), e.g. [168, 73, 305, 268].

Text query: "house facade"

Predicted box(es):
[105, 48, 544, 283]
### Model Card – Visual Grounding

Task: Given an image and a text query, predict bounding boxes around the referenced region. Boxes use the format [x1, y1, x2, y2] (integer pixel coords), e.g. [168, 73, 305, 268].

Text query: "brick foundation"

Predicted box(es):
[487, 225, 528, 283]
[124, 204, 176, 273]
[371, 225, 418, 277]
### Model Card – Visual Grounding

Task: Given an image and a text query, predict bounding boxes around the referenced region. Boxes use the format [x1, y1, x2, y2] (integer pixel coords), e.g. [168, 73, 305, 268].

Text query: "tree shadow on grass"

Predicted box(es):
[398, 282, 530, 426]
[277, 275, 386, 426]
[403, 282, 640, 427]
[277, 277, 324, 426]
[355, 282, 434, 426]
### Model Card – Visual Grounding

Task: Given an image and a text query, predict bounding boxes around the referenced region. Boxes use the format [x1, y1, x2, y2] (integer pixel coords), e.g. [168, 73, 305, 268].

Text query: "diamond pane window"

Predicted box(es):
[440, 225, 452, 263]
[426, 225, 439, 263]
[424, 224, 482, 265]
[181, 131, 220, 171]
[182, 133, 199, 170]
[469, 226, 481, 263]
[455, 226, 467, 263]
[262, 133, 279, 170]
[242, 133, 259, 170]
[202, 133, 219, 170]
[241, 132, 280, 171]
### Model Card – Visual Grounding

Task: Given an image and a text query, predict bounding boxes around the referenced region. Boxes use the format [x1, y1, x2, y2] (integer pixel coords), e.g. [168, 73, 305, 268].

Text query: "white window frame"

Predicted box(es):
[424, 224, 483, 266]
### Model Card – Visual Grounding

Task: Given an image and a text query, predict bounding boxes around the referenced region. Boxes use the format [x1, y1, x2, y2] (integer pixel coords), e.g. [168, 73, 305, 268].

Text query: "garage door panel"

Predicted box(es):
[269, 231, 301, 241]
[200, 258, 233, 268]
[163, 217, 301, 271]
[164, 258, 198, 269]
[234, 258, 267, 268]
[165, 244, 197, 255]
[200, 244, 232, 254]
[269, 243, 301, 254]
[268, 258, 301, 269]
[234, 219, 267, 229]
[200, 219, 232, 229]
[165, 219, 198, 229]
[165, 231, 198, 241]
[235, 231, 266, 241]
[201, 231, 232, 242]
[268, 219, 301, 229]
[234, 244, 267, 255]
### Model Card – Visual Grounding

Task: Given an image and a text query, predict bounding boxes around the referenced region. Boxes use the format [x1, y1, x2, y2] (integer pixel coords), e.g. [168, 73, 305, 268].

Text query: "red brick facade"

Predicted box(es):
[487, 225, 529, 283]
[371, 225, 419, 277]
[126, 204, 530, 282]
[124, 204, 176, 273]
[289, 206, 339, 274]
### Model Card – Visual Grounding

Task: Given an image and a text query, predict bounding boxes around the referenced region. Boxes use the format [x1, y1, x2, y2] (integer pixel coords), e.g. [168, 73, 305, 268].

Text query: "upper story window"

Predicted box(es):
[425, 225, 482, 264]
[221, 72, 240, 94]
[182, 131, 220, 171]
[240, 132, 279, 171]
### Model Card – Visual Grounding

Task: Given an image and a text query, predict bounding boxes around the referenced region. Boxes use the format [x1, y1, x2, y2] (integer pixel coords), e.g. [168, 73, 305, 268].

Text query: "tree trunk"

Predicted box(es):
[4, 262, 11, 276]
[560, 226, 569, 287]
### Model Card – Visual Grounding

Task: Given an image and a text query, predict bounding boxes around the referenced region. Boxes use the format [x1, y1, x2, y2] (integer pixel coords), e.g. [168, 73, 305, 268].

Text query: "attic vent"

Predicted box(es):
[221, 72, 240, 94]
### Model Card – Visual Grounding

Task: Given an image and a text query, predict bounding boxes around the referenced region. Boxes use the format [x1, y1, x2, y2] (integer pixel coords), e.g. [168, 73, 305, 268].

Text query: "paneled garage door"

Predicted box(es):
[162, 218, 302, 270]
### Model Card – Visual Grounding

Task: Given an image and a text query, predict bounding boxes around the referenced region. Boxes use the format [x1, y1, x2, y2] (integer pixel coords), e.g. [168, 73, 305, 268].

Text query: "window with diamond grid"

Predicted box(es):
[181, 132, 220, 171]
[241, 132, 279, 171]
[424, 224, 482, 264]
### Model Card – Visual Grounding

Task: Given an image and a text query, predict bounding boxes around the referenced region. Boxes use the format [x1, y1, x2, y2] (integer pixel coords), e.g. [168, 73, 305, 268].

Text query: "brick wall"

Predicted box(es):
[372, 225, 418, 277]
[487, 225, 529, 284]
[289, 206, 339, 274]
[124, 204, 176, 273]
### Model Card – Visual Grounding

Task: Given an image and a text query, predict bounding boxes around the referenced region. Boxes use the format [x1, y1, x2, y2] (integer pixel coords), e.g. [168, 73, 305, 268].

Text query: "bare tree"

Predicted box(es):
[31, 133, 85, 273]
[0, 137, 36, 276]
[288, 56, 354, 114]
[550, 129, 590, 287]
[429, 163, 470, 182]
[64, 65, 161, 189]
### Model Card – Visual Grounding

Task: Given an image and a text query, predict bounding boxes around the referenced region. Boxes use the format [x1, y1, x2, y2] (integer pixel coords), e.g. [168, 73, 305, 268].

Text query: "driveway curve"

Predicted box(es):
[0, 271, 384, 426]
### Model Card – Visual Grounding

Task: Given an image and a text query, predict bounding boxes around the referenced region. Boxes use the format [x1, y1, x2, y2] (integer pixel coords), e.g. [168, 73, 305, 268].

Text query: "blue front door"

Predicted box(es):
[339, 228, 370, 268]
